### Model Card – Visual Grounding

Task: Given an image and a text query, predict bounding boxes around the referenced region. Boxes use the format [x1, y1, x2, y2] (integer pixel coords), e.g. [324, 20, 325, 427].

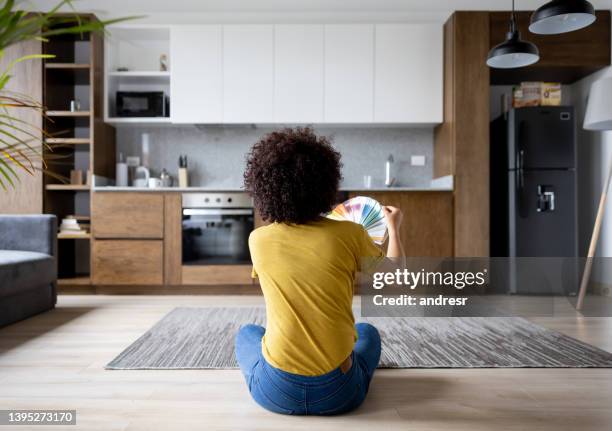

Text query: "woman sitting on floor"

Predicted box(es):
[236, 127, 404, 415]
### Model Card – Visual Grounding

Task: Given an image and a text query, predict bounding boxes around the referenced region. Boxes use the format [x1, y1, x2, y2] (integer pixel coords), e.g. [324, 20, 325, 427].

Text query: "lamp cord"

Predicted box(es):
[510, 0, 517, 34]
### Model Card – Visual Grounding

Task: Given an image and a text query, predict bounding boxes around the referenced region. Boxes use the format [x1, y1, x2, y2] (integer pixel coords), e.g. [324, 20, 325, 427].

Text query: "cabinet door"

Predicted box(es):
[324, 25, 374, 123]
[223, 25, 274, 123]
[374, 24, 443, 123]
[349, 191, 453, 257]
[92, 193, 164, 239]
[92, 240, 163, 285]
[170, 25, 223, 123]
[274, 25, 324, 123]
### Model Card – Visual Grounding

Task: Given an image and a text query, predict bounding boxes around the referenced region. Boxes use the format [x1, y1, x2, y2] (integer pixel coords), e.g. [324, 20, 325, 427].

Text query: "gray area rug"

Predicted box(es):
[106, 307, 612, 369]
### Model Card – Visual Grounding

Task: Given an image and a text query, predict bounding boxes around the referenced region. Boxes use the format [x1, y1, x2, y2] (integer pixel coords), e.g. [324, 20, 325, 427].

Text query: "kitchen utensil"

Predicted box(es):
[148, 178, 162, 188]
[70, 169, 83, 185]
[141, 133, 150, 167]
[116, 153, 128, 187]
[160, 168, 173, 187]
[326, 196, 388, 244]
[178, 155, 189, 188]
[134, 166, 150, 188]
[385, 155, 396, 187]
[69, 99, 81, 112]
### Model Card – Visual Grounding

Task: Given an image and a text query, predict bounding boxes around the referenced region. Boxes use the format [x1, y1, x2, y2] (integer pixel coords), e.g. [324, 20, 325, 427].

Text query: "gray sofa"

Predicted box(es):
[0, 215, 57, 327]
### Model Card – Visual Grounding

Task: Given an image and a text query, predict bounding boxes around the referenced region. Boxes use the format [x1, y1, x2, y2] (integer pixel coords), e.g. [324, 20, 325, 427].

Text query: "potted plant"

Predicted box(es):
[0, 0, 134, 189]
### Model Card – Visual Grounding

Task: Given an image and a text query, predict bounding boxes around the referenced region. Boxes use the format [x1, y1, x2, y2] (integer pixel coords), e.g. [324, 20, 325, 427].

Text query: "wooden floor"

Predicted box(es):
[1, 295, 612, 431]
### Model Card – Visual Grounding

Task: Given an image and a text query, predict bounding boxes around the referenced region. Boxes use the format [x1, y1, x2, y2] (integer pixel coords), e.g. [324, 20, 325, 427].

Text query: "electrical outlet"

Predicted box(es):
[411, 155, 426, 166]
[126, 156, 140, 167]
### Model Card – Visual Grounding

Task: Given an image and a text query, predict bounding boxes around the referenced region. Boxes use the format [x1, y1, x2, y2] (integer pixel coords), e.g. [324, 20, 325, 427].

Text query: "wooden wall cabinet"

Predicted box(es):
[434, 10, 610, 258]
[489, 10, 611, 84]
[434, 12, 490, 258]
[349, 191, 453, 257]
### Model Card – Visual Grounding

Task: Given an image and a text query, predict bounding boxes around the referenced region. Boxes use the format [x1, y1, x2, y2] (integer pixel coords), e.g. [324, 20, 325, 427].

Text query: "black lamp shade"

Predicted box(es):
[529, 0, 596, 34]
[487, 31, 540, 69]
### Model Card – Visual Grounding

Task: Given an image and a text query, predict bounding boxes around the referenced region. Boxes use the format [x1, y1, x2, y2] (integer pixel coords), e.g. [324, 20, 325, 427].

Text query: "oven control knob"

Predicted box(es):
[204, 198, 210, 203]
[228, 197, 233, 203]
[216, 198, 221, 203]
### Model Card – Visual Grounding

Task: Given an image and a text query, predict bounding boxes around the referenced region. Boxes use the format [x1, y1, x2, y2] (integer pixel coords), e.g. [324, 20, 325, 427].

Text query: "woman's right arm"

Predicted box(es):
[383, 206, 405, 259]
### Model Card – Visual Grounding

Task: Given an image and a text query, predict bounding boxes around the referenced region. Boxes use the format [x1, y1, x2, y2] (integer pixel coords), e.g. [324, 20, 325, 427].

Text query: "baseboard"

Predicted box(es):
[58, 284, 262, 295]
[592, 281, 612, 297]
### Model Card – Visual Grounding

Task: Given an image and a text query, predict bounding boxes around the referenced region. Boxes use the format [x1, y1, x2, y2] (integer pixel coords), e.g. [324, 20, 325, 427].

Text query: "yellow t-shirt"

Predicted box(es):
[249, 217, 385, 376]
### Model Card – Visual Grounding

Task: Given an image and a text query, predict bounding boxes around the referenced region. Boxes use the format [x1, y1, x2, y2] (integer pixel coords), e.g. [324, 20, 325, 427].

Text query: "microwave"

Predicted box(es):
[116, 91, 169, 117]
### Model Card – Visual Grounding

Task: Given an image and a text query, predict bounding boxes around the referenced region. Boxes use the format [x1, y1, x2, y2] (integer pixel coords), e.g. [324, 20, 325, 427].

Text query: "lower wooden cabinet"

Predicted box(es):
[182, 265, 253, 285]
[92, 240, 164, 285]
[349, 191, 453, 257]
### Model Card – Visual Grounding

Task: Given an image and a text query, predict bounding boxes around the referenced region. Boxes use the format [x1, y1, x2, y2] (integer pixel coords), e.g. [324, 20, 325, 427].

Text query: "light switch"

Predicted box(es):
[411, 155, 426, 166]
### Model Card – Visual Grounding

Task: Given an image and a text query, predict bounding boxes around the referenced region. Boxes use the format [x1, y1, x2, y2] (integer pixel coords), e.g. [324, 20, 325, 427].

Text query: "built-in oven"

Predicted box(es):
[181, 193, 254, 266]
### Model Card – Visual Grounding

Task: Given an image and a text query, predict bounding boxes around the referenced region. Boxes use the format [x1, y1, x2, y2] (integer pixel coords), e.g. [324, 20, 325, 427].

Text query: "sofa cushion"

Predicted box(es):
[0, 250, 55, 297]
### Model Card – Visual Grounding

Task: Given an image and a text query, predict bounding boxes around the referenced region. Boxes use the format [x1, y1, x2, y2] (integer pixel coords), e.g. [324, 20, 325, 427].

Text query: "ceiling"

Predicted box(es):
[23, 0, 612, 22]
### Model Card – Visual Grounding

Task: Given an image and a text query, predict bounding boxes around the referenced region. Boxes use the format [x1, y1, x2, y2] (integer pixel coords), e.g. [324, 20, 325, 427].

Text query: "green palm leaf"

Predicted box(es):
[0, 0, 137, 189]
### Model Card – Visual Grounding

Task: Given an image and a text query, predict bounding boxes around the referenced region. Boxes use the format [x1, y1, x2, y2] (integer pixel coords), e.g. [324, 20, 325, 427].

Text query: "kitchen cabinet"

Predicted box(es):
[123, 22, 444, 125]
[349, 191, 453, 257]
[92, 240, 164, 285]
[170, 25, 223, 123]
[489, 10, 610, 84]
[92, 193, 164, 239]
[223, 25, 274, 123]
[274, 25, 324, 123]
[324, 24, 374, 123]
[374, 24, 442, 123]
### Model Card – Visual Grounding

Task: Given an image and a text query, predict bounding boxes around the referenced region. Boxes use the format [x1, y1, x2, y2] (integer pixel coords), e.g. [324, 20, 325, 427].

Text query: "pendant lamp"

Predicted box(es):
[487, 0, 540, 69]
[530, 0, 596, 35]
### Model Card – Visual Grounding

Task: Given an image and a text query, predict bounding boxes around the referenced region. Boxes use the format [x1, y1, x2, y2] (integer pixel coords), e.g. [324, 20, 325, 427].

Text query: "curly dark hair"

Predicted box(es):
[244, 127, 342, 224]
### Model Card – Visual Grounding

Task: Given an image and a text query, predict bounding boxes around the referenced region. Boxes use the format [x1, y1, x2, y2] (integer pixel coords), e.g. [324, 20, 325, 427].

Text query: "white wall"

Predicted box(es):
[572, 67, 612, 287]
[23, 1, 612, 24]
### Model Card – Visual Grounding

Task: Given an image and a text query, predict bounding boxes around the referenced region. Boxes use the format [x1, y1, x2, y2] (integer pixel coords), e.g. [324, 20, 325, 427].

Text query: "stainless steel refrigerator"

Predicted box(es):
[491, 107, 578, 295]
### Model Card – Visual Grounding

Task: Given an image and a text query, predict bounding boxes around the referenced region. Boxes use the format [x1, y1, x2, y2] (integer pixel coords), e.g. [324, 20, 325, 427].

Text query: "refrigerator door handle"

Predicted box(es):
[517, 150, 525, 189]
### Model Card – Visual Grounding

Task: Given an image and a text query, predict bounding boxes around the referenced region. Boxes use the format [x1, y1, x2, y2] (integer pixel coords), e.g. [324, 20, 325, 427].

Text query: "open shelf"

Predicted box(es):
[45, 63, 90, 69]
[106, 117, 171, 125]
[46, 110, 91, 117]
[46, 138, 90, 145]
[108, 70, 169, 77]
[45, 184, 90, 191]
[58, 232, 91, 240]
[57, 276, 91, 286]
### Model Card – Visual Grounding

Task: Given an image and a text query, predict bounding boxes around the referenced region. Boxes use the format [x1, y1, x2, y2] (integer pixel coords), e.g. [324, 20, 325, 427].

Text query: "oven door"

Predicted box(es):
[182, 208, 254, 265]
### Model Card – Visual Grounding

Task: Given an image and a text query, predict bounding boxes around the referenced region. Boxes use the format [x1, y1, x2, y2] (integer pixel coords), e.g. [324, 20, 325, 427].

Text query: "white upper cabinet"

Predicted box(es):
[324, 25, 374, 123]
[171, 26, 223, 123]
[374, 24, 442, 123]
[223, 25, 274, 123]
[118, 23, 443, 125]
[274, 25, 324, 123]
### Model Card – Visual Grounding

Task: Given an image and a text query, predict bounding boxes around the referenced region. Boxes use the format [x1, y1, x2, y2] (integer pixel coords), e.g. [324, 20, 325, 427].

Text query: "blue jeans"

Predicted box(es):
[235, 323, 381, 415]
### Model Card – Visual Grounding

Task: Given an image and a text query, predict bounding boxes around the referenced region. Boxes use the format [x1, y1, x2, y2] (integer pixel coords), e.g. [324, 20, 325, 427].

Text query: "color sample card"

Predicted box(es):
[327, 196, 388, 244]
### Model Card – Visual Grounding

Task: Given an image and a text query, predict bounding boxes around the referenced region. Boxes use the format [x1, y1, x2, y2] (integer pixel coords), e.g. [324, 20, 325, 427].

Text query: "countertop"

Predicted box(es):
[93, 176, 454, 193]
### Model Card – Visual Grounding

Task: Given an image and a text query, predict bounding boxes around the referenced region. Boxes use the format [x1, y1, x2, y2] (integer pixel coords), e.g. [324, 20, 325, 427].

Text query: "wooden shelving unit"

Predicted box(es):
[45, 184, 90, 191]
[58, 232, 91, 239]
[45, 62, 90, 69]
[57, 276, 91, 286]
[42, 14, 116, 283]
[46, 138, 90, 145]
[46, 110, 91, 117]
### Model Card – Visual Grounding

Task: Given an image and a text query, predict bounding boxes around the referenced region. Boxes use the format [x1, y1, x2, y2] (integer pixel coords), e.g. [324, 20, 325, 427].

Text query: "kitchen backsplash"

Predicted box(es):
[115, 126, 433, 189]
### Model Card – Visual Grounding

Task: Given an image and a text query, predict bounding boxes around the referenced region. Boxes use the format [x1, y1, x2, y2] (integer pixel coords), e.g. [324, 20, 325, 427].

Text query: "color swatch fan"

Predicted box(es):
[327, 196, 388, 244]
